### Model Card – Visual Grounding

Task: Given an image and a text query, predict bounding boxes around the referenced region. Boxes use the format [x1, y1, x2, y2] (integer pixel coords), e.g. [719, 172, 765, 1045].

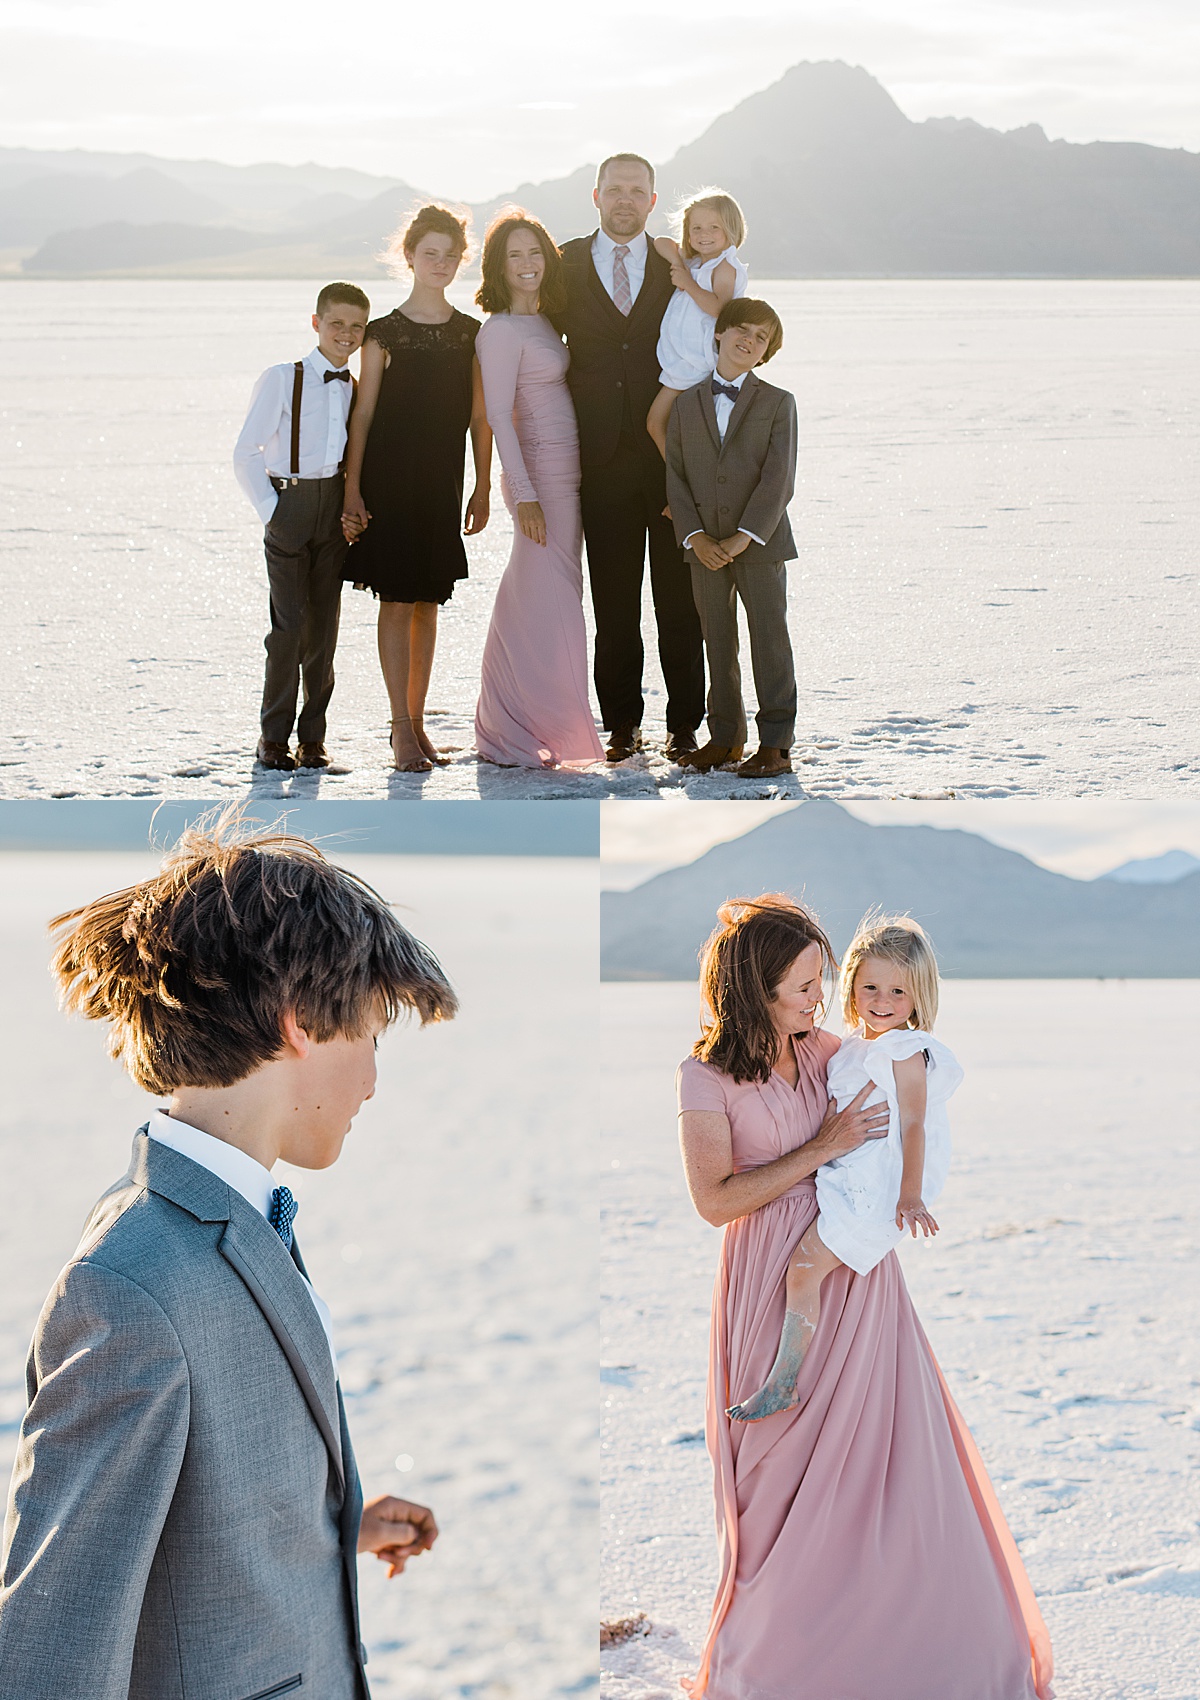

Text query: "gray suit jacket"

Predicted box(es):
[0, 1132, 368, 1700]
[664, 370, 798, 565]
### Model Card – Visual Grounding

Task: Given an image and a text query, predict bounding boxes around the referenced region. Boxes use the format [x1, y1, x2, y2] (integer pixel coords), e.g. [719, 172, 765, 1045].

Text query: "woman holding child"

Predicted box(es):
[677, 895, 1054, 1700]
[342, 205, 492, 772]
[472, 211, 604, 768]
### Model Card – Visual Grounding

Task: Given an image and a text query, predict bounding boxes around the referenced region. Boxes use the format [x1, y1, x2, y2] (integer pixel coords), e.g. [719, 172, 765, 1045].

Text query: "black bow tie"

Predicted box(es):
[323, 368, 351, 383]
[712, 378, 740, 402]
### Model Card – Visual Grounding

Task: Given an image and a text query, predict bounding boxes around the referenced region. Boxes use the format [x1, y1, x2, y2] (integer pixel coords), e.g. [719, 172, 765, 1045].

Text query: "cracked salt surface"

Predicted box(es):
[601, 980, 1200, 1700]
[2, 280, 1197, 799]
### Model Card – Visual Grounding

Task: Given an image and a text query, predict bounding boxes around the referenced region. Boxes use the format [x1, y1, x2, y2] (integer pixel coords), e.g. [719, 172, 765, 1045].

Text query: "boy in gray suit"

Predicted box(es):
[0, 818, 456, 1700]
[665, 298, 798, 779]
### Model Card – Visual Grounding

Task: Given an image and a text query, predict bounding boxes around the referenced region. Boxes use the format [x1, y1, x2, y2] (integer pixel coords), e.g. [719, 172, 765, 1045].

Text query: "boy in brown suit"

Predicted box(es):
[664, 298, 798, 779]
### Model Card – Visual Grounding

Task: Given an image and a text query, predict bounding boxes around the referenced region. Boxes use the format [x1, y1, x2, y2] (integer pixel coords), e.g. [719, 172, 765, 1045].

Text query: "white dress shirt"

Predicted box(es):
[683, 370, 766, 551]
[149, 1109, 338, 1374]
[233, 346, 355, 526]
[592, 227, 649, 307]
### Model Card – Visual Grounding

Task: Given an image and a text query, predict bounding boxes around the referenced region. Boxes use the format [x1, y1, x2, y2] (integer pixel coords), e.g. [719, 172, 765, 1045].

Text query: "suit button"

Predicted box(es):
[717, 476, 727, 484]
[616, 381, 622, 388]
[622, 344, 629, 351]
[718, 505, 728, 513]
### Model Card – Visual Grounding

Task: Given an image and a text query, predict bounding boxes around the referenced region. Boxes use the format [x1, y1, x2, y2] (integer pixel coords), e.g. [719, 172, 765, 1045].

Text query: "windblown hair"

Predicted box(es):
[839, 913, 940, 1033]
[315, 281, 370, 316]
[676, 187, 747, 257]
[49, 809, 458, 1095]
[378, 202, 473, 278]
[693, 895, 837, 1085]
[714, 296, 783, 364]
[596, 152, 655, 190]
[475, 208, 566, 317]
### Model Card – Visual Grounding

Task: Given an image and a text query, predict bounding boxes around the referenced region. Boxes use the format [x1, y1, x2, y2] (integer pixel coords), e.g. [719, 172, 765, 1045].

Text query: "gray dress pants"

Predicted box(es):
[689, 555, 797, 748]
[260, 474, 346, 745]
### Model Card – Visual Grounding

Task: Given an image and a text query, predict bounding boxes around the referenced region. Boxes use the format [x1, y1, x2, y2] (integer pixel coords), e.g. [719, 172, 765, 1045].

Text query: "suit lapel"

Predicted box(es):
[626, 238, 671, 331]
[136, 1131, 345, 1489]
[697, 382, 722, 454]
[719, 370, 760, 457]
[219, 1208, 345, 1488]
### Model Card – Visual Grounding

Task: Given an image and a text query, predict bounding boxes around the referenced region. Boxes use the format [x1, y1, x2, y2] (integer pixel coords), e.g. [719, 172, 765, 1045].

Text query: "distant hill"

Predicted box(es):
[1100, 849, 1200, 884]
[600, 801, 1200, 979]
[11, 61, 1200, 277]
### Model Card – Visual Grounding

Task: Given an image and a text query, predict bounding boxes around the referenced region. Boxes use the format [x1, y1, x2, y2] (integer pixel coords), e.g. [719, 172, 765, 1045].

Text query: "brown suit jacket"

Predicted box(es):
[664, 370, 797, 564]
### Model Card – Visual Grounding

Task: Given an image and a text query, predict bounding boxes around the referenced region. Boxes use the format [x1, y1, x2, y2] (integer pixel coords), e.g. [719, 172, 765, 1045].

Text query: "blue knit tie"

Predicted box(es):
[268, 1185, 298, 1249]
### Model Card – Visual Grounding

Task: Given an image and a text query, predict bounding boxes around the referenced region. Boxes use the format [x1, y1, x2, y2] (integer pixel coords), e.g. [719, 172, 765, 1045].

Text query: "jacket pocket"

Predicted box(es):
[241, 1678, 302, 1700]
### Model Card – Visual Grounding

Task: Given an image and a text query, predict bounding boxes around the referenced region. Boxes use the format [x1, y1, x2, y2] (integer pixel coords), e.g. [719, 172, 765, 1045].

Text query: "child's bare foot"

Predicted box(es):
[727, 1308, 814, 1422]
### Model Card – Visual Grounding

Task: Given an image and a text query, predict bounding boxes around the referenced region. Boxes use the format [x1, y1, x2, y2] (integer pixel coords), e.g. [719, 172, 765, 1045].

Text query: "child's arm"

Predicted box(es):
[0, 1263, 189, 1693]
[463, 354, 493, 535]
[341, 337, 386, 539]
[669, 255, 738, 319]
[232, 366, 286, 525]
[720, 390, 797, 556]
[653, 235, 681, 263]
[894, 1051, 938, 1237]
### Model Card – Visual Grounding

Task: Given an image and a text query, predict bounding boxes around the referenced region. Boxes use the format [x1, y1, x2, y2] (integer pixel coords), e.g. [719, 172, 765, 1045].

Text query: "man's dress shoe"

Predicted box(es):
[663, 727, 698, 762]
[255, 739, 295, 772]
[605, 725, 644, 763]
[736, 746, 793, 778]
[295, 742, 331, 769]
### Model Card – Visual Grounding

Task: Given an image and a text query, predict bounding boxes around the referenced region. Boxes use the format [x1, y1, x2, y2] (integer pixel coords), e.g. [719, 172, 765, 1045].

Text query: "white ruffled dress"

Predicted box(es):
[816, 1027, 964, 1276]
[655, 244, 750, 390]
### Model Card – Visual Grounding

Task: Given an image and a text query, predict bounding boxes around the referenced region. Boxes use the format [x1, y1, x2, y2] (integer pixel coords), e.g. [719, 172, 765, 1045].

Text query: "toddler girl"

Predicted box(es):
[647, 189, 749, 457]
[728, 914, 963, 1422]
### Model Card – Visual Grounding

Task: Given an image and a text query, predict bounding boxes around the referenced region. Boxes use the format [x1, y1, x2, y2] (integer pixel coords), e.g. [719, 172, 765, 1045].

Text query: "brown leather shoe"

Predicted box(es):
[295, 741, 331, 769]
[676, 740, 744, 773]
[663, 726, 698, 762]
[605, 724, 644, 763]
[255, 738, 295, 772]
[736, 746, 793, 778]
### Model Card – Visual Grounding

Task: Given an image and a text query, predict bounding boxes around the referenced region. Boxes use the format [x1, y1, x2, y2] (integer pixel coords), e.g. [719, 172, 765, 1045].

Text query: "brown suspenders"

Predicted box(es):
[289, 360, 304, 481]
[287, 360, 355, 481]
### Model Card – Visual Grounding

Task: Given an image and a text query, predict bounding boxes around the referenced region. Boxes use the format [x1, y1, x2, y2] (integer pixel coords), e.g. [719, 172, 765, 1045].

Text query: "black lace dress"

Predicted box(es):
[347, 307, 481, 603]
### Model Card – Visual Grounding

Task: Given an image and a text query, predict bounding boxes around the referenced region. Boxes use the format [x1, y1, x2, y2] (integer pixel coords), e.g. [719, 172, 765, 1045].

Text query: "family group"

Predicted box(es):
[233, 153, 800, 777]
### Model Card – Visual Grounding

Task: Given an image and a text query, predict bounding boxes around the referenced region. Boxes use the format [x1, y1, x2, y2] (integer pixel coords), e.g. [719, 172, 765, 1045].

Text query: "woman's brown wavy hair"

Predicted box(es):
[475, 207, 566, 318]
[693, 894, 837, 1085]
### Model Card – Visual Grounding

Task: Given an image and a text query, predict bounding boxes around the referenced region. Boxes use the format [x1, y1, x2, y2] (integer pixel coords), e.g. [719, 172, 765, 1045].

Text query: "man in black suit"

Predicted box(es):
[555, 154, 705, 762]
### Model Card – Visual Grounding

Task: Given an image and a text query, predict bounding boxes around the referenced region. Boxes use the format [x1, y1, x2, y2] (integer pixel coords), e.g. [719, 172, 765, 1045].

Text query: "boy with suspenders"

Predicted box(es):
[234, 282, 370, 771]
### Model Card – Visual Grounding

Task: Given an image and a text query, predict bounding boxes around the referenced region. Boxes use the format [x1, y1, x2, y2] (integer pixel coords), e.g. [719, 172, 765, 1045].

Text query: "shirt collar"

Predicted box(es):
[306, 346, 343, 377]
[594, 227, 648, 260]
[148, 1109, 276, 1220]
[714, 369, 749, 391]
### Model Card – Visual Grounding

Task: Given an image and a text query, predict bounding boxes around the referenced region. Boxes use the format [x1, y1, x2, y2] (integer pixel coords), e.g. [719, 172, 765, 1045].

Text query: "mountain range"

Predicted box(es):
[7, 61, 1200, 278]
[600, 801, 1200, 980]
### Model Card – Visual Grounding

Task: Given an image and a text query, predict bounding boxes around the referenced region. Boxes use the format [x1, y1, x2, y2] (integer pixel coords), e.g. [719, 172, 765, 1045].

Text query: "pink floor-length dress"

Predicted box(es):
[474, 313, 604, 767]
[677, 1032, 1055, 1700]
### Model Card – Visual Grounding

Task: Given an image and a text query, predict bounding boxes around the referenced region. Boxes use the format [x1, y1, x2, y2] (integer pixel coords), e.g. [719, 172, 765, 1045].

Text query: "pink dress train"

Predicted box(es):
[677, 1034, 1054, 1700]
[474, 313, 604, 767]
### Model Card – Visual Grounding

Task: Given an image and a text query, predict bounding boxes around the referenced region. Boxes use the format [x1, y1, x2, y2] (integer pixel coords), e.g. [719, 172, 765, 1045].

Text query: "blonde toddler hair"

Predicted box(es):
[839, 913, 940, 1033]
[677, 187, 747, 258]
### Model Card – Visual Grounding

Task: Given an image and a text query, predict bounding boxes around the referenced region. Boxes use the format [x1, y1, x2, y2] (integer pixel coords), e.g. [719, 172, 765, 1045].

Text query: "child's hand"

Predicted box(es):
[717, 533, 752, 560]
[896, 1194, 939, 1237]
[668, 258, 692, 290]
[690, 533, 731, 572]
[342, 492, 370, 541]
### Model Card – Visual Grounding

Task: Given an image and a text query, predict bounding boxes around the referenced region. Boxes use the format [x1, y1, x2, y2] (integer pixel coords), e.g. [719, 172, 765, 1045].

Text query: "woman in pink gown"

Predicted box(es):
[677, 896, 1055, 1700]
[473, 212, 604, 767]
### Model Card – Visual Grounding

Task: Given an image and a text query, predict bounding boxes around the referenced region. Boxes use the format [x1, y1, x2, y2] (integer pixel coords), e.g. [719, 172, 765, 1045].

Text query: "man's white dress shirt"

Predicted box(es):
[149, 1109, 338, 1373]
[591, 227, 649, 307]
[683, 369, 765, 551]
[233, 346, 354, 526]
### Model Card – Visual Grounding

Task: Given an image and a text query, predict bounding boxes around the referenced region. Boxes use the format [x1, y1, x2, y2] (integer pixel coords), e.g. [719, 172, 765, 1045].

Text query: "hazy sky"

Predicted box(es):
[600, 801, 1200, 886]
[4, 0, 1199, 198]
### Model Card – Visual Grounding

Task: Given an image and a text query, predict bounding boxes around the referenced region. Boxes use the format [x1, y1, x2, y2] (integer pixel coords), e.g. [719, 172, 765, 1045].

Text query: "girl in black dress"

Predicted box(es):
[342, 205, 492, 771]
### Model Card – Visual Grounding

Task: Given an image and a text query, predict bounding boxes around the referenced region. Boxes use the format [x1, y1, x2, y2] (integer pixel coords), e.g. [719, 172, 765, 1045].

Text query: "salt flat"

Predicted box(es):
[601, 980, 1200, 1700]
[0, 852, 597, 1700]
[1, 280, 1196, 799]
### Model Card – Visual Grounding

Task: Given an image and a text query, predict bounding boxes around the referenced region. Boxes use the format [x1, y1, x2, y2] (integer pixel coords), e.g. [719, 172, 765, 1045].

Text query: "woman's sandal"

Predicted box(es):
[389, 717, 433, 773]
